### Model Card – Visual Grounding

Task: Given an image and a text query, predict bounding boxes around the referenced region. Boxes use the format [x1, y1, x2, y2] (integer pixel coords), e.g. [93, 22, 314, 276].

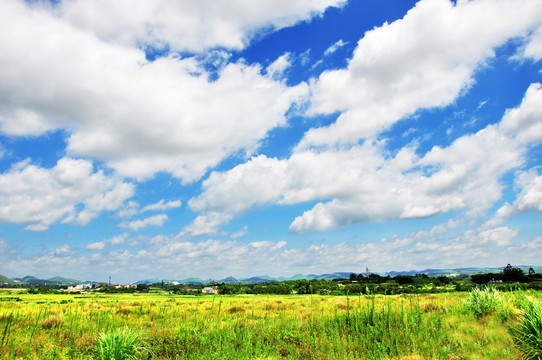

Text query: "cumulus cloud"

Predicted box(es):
[518, 25, 542, 61]
[119, 214, 168, 231]
[55, 244, 75, 257]
[497, 170, 542, 218]
[500, 83, 542, 143]
[181, 213, 231, 237]
[302, 0, 542, 147]
[0, 158, 133, 230]
[184, 0, 542, 235]
[188, 122, 522, 234]
[266, 53, 291, 80]
[86, 233, 128, 251]
[55, 0, 346, 53]
[0, 0, 309, 182]
[86, 241, 106, 251]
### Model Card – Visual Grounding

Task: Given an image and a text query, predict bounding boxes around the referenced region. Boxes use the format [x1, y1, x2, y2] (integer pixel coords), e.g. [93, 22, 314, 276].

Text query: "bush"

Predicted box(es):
[96, 327, 150, 360]
[510, 296, 542, 360]
[464, 286, 505, 319]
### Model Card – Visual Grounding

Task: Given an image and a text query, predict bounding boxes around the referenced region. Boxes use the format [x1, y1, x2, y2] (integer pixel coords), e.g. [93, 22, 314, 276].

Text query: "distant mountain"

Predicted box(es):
[181, 278, 207, 284]
[240, 276, 276, 283]
[47, 276, 83, 285]
[14, 276, 49, 285]
[8, 266, 541, 288]
[0, 273, 16, 285]
[134, 278, 162, 285]
[12, 275, 93, 286]
[306, 272, 351, 280]
[287, 274, 307, 280]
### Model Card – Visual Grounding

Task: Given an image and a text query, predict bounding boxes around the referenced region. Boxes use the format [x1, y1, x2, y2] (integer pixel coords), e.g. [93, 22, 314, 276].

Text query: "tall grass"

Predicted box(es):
[96, 327, 150, 360]
[510, 295, 542, 360]
[464, 286, 506, 319]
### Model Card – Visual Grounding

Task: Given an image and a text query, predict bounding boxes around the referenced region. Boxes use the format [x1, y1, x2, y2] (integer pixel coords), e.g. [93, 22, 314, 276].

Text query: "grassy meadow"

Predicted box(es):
[0, 289, 541, 359]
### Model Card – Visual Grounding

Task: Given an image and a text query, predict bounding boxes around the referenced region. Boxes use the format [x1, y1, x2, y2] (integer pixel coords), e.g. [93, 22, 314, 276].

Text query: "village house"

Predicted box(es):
[67, 284, 92, 291]
[202, 287, 218, 294]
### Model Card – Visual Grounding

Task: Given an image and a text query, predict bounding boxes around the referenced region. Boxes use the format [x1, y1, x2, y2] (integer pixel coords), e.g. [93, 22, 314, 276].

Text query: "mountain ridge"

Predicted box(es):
[2, 266, 540, 286]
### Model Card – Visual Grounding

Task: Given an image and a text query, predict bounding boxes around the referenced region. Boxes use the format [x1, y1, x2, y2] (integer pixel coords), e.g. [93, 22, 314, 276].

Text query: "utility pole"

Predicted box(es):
[109, 276, 111, 285]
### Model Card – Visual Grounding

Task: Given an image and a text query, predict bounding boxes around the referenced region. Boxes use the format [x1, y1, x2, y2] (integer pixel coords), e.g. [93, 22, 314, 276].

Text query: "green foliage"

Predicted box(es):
[464, 286, 506, 319]
[510, 296, 542, 360]
[503, 264, 527, 283]
[96, 327, 150, 360]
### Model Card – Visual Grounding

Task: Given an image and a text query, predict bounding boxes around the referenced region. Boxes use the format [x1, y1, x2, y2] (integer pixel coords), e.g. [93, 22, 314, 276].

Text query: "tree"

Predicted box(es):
[395, 275, 414, 285]
[503, 264, 525, 282]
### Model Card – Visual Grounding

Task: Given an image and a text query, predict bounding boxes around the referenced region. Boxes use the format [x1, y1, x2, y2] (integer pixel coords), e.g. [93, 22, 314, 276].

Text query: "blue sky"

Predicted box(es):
[1, 0, 542, 283]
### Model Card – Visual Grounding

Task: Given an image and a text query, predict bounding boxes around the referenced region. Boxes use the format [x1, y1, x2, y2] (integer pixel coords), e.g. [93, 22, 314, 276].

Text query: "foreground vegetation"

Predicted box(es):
[1, 288, 541, 359]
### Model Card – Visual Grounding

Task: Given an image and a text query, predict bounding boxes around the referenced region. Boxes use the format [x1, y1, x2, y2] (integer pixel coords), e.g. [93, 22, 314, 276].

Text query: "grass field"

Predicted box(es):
[0, 289, 540, 359]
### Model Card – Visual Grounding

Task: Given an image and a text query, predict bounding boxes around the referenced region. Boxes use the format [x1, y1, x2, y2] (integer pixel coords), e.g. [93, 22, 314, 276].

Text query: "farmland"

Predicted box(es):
[1, 289, 540, 359]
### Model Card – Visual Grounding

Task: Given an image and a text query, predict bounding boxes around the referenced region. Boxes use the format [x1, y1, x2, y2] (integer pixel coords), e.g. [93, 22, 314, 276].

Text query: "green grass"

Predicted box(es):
[97, 327, 150, 360]
[0, 290, 540, 359]
[463, 286, 509, 319]
[510, 295, 542, 360]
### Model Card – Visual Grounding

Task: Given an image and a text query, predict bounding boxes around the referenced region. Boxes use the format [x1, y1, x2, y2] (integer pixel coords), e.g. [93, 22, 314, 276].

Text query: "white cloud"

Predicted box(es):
[0, 219, 532, 282]
[302, 0, 542, 147]
[266, 53, 291, 80]
[86, 233, 128, 250]
[141, 200, 182, 213]
[86, 241, 106, 251]
[324, 39, 348, 55]
[0, 158, 134, 230]
[0, 0, 309, 182]
[120, 214, 168, 231]
[500, 82, 542, 143]
[55, 244, 75, 257]
[189, 155, 289, 215]
[184, 0, 542, 235]
[181, 213, 231, 237]
[116, 201, 140, 218]
[55, 0, 346, 53]
[188, 122, 522, 234]
[501, 170, 542, 215]
[519, 25, 542, 61]
[110, 233, 128, 246]
[519, 236, 542, 251]
[231, 226, 249, 239]
[117, 199, 181, 218]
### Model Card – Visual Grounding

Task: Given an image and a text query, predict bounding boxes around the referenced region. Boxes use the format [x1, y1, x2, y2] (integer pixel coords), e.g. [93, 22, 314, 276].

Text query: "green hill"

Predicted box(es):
[0, 273, 16, 285]
[47, 276, 82, 285]
[17, 276, 49, 285]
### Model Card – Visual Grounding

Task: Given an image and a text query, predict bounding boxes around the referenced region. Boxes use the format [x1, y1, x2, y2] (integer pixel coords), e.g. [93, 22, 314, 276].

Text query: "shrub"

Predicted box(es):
[96, 327, 150, 360]
[510, 296, 542, 360]
[464, 286, 504, 319]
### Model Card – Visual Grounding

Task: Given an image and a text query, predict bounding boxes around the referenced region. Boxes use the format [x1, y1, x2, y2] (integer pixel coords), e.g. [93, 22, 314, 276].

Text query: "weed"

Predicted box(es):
[96, 327, 150, 360]
[510, 295, 542, 360]
[41, 316, 64, 329]
[464, 286, 504, 319]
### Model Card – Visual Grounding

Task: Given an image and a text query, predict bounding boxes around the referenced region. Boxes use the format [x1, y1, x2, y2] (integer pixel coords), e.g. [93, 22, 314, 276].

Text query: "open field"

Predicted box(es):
[1, 290, 540, 359]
